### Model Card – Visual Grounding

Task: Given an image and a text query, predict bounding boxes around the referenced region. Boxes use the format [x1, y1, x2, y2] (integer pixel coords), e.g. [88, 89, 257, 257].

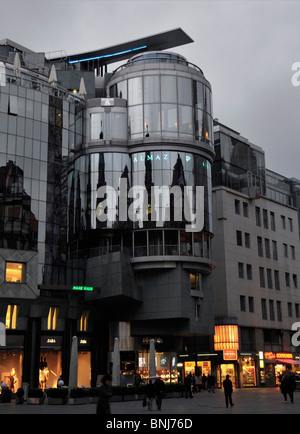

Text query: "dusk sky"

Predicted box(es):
[1, 0, 300, 178]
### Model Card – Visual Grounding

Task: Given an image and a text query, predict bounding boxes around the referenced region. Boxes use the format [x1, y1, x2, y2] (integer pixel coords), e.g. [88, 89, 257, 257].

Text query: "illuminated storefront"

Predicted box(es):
[0, 335, 24, 392]
[78, 337, 92, 387]
[39, 336, 63, 389]
[263, 352, 300, 386]
[184, 360, 211, 377]
[137, 350, 179, 383]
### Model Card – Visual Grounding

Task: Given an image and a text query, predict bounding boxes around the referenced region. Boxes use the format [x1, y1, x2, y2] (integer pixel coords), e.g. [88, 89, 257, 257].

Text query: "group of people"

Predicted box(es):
[184, 372, 216, 397]
[144, 378, 166, 411]
[96, 368, 298, 414]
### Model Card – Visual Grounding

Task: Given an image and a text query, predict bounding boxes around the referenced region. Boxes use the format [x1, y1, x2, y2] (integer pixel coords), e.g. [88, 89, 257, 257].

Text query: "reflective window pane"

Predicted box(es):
[144, 76, 160, 103]
[144, 104, 161, 137]
[128, 77, 143, 106]
[178, 76, 192, 106]
[161, 104, 178, 135]
[161, 76, 177, 103]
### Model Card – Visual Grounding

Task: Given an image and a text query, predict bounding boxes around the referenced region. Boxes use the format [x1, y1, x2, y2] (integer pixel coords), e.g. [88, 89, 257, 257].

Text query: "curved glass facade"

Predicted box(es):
[68, 150, 212, 258]
[110, 73, 213, 144]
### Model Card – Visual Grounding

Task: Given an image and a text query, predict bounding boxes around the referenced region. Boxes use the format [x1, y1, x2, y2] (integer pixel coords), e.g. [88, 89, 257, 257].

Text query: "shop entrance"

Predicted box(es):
[220, 364, 238, 388]
[241, 358, 257, 387]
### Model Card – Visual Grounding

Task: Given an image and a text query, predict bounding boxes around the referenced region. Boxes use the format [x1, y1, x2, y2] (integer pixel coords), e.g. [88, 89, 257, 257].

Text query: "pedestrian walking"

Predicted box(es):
[96, 374, 113, 414]
[184, 373, 193, 399]
[145, 380, 155, 411]
[223, 374, 234, 408]
[280, 370, 296, 403]
[196, 374, 202, 393]
[207, 374, 216, 393]
[154, 377, 165, 411]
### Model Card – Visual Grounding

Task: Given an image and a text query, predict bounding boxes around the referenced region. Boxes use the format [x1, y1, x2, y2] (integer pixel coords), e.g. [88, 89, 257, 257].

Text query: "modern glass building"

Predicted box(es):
[0, 30, 216, 388]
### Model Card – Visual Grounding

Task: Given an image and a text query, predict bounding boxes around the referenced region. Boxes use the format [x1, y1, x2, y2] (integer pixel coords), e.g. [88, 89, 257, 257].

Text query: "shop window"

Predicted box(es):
[5, 262, 24, 283]
[80, 310, 89, 332]
[5, 305, 19, 329]
[47, 307, 59, 331]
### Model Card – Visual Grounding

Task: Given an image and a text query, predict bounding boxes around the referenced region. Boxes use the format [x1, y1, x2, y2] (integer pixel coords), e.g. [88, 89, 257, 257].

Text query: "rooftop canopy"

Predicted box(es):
[49, 28, 193, 67]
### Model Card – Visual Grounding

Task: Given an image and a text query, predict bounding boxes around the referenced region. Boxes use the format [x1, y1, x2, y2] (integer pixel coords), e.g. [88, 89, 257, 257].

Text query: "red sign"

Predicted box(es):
[264, 352, 293, 360]
[223, 349, 238, 361]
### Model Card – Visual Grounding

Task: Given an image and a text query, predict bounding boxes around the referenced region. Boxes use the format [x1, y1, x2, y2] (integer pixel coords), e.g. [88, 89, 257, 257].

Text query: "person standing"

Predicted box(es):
[223, 374, 234, 408]
[154, 377, 165, 411]
[145, 380, 155, 411]
[280, 370, 296, 403]
[202, 373, 207, 390]
[96, 374, 113, 414]
[184, 373, 193, 399]
[207, 374, 216, 393]
[196, 373, 202, 393]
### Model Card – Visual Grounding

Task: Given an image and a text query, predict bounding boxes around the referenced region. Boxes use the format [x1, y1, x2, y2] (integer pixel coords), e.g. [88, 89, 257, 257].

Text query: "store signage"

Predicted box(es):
[223, 349, 238, 361]
[72, 286, 94, 292]
[264, 352, 293, 360]
[101, 98, 114, 107]
[41, 336, 63, 348]
[142, 337, 163, 344]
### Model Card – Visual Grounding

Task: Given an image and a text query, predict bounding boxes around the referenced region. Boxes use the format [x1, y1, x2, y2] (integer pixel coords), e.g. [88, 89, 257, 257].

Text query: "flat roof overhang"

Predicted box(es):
[49, 28, 193, 66]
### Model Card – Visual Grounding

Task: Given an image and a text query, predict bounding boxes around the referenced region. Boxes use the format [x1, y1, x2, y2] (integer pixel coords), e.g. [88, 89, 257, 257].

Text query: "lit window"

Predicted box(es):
[5, 305, 19, 329]
[5, 263, 24, 283]
[214, 325, 239, 351]
[47, 307, 59, 331]
[80, 310, 90, 332]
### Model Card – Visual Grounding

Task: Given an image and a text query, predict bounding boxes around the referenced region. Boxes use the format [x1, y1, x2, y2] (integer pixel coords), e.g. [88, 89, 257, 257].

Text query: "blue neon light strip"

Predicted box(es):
[68, 45, 148, 64]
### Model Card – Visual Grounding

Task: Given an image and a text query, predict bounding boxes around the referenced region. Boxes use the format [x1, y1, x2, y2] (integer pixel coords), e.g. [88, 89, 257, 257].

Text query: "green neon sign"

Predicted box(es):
[72, 286, 94, 292]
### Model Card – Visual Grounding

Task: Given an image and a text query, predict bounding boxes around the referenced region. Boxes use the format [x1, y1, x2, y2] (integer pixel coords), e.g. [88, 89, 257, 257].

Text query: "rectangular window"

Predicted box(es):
[261, 299, 267, 320]
[256, 207, 261, 227]
[288, 302, 293, 318]
[245, 233, 251, 248]
[259, 267, 265, 288]
[5, 304, 19, 329]
[288, 218, 293, 232]
[243, 202, 248, 218]
[190, 273, 202, 291]
[285, 273, 290, 288]
[236, 230, 242, 246]
[235, 199, 240, 215]
[296, 304, 300, 318]
[281, 215, 286, 230]
[240, 296, 246, 312]
[263, 209, 269, 229]
[267, 269, 273, 289]
[238, 263, 244, 279]
[247, 264, 252, 280]
[291, 246, 296, 260]
[80, 310, 90, 332]
[283, 244, 288, 259]
[265, 239, 271, 259]
[272, 241, 278, 261]
[293, 274, 298, 289]
[47, 307, 59, 331]
[274, 270, 280, 291]
[8, 95, 18, 116]
[5, 262, 24, 283]
[249, 297, 254, 313]
[270, 212, 276, 231]
[277, 301, 282, 322]
[269, 300, 275, 321]
[257, 236, 263, 257]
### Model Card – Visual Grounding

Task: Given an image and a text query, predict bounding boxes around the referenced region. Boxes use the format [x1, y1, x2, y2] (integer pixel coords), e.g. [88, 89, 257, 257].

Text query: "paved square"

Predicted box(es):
[0, 388, 298, 414]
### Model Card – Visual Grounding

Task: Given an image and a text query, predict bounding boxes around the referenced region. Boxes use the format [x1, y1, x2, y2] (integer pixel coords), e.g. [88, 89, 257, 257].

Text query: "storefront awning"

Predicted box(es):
[276, 358, 300, 365]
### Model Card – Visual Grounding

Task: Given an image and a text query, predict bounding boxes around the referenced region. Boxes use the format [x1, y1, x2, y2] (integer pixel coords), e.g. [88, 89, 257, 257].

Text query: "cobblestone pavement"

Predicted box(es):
[0, 388, 298, 414]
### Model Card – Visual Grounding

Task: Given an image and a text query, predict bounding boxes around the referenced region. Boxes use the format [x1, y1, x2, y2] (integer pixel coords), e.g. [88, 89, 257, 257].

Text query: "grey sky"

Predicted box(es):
[1, 0, 299, 178]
